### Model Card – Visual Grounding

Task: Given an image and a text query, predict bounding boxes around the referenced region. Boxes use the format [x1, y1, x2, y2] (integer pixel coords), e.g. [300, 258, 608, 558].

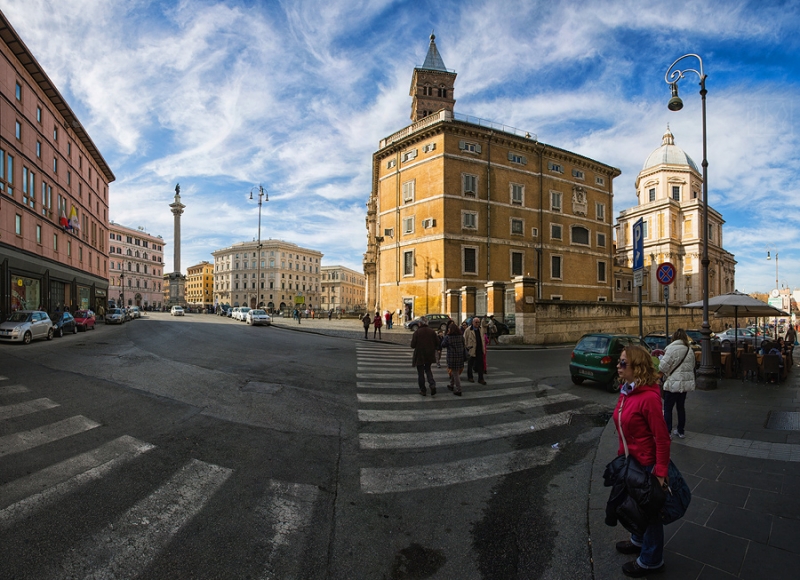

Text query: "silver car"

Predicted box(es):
[0, 311, 54, 344]
[105, 308, 126, 324]
[245, 309, 271, 326]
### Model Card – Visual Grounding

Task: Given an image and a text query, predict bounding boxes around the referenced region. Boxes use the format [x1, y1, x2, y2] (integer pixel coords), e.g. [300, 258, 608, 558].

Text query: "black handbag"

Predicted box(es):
[660, 460, 692, 524]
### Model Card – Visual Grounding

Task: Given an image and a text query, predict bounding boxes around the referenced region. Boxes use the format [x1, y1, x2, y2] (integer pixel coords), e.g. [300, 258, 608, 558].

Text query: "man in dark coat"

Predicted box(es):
[362, 312, 371, 339]
[411, 317, 439, 396]
[465, 316, 487, 384]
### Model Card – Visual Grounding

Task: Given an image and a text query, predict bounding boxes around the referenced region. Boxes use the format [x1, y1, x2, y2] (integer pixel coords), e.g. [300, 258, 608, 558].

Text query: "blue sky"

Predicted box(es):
[5, 0, 800, 292]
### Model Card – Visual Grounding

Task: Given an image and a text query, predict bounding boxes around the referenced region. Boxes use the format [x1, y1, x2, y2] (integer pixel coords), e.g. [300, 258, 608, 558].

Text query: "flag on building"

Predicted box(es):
[59, 207, 69, 229]
[69, 206, 80, 231]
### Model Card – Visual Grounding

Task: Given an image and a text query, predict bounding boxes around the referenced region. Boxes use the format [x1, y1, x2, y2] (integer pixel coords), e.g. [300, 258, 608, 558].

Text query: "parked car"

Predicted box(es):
[217, 306, 230, 316]
[105, 308, 126, 324]
[236, 307, 251, 321]
[0, 311, 54, 344]
[73, 310, 96, 332]
[51, 312, 78, 337]
[569, 333, 650, 392]
[685, 329, 720, 349]
[129, 306, 142, 319]
[715, 328, 759, 348]
[170, 306, 185, 316]
[643, 333, 669, 352]
[228, 307, 240, 319]
[405, 313, 452, 331]
[245, 309, 271, 326]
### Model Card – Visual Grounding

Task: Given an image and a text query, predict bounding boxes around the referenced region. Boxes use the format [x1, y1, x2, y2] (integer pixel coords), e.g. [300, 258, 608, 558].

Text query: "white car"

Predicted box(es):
[129, 306, 142, 319]
[170, 306, 185, 316]
[236, 307, 251, 321]
[245, 310, 271, 326]
[0, 311, 54, 344]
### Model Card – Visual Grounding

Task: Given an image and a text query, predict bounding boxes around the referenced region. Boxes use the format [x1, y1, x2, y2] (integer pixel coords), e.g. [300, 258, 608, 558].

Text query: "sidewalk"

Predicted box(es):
[589, 367, 800, 579]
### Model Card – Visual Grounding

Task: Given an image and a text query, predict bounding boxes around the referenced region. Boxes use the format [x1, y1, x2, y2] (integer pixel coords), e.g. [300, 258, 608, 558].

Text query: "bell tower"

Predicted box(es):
[410, 33, 456, 122]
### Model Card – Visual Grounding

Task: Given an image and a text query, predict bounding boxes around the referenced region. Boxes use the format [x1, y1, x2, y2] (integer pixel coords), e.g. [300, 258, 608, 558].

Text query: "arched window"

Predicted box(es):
[571, 225, 590, 245]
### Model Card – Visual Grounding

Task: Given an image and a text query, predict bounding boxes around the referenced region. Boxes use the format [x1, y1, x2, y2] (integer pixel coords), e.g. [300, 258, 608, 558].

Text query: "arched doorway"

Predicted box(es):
[135, 293, 142, 307]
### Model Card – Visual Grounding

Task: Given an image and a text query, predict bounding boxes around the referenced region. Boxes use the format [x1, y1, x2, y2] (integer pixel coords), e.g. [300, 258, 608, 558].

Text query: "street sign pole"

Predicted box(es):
[657, 262, 676, 344]
[633, 219, 644, 338]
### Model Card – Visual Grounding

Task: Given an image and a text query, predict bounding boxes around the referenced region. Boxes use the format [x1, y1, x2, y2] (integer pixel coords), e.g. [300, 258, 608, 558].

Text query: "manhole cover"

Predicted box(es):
[766, 411, 800, 431]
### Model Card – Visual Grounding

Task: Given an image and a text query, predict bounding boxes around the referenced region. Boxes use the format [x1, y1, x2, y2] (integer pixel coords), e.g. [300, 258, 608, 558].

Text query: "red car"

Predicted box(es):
[73, 310, 96, 331]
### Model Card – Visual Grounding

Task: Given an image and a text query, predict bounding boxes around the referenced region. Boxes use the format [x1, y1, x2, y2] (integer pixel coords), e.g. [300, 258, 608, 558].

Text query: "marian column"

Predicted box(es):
[167, 184, 187, 306]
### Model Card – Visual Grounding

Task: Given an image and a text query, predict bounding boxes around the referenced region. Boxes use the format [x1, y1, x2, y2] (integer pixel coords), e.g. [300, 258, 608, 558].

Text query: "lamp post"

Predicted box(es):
[767, 249, 779, 338]
[666, 53, 716, 389]
[249, 185, 268, 310]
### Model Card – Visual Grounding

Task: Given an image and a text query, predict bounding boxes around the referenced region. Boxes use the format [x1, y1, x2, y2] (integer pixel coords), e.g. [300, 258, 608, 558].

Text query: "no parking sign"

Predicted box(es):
[657, 262, 676, 285]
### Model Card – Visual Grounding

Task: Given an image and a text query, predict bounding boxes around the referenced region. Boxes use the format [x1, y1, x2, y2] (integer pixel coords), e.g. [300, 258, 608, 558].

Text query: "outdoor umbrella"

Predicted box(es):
[684, 290, 790, 345]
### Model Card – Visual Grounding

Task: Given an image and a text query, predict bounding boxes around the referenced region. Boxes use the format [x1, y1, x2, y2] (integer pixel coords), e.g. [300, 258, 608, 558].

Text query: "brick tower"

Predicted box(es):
[409, 33, 456, 122]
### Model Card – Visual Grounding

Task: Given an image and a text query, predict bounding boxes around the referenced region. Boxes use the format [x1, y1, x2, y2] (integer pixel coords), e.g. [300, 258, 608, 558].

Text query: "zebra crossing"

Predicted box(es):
[355, 343, 597, 494]
[0, 375, 319, 579]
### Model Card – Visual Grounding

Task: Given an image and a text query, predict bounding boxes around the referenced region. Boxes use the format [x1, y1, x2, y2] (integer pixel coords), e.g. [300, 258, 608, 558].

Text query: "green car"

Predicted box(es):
[569, 333, 649, 392]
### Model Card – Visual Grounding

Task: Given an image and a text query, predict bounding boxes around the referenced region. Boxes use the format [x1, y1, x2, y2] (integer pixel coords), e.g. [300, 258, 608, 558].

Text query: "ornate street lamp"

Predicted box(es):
[666, 54, 716, 389]
[249, 185, 268, 309]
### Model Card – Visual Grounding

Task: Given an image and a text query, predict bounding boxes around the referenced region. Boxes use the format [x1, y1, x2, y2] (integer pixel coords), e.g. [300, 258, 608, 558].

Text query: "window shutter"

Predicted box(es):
[459, 140, 466, 150]
[507, 151, 514, 161]
[475, 144, 482, 153]
[521, 155, 527, 165]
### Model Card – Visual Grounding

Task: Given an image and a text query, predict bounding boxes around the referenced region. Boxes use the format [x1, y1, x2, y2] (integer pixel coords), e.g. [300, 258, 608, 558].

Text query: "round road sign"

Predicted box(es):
[657, 262, 676, 285]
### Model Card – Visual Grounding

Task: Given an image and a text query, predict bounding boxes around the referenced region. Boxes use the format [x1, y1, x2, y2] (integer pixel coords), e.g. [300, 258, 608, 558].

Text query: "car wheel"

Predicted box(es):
[58, 327, 63, 338]
[570, 375, 584, 385]
[23, 331, 32, 345]
[607, 376, 621, 393]
[47, 328, 54, 340]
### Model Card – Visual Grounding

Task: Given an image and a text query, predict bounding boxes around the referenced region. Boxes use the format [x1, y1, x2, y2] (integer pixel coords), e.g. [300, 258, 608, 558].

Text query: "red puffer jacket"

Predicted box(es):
[613, 383, 671, 478]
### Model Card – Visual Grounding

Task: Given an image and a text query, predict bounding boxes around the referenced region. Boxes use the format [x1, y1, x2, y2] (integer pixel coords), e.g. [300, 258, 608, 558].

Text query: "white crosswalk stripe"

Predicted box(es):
[0, 415, 100, 457]
[0, 384, 30, 395]
[0, 397, 59, 421]
[44, 459, 233, 580]
[354, 344, 587, 494]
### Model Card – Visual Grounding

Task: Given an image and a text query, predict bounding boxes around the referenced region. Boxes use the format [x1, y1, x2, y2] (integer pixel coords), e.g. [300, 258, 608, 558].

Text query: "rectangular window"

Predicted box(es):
[596, 176, 605, 186]
[572, 168, 585, 180]
[598, 261, 607, 282]
[551, 191, 562, 212]
[551, 224, 563, 240]
[401, 149, 418, 163]
[6, 154, 12, 196]
[672, 186, 680, 201]
[551, 255, 562, 279]
[36, 225, 42, 244]
[386, 159, 396, 169]
[67, 171, 71, 185]
[403, 251, 414, 276]
[53, 233, 58, 251]
[459, 140, 482, 153]
[53, 127, 58, 141]
[648, 188, 656, 202]
[462, 211, 477, 229]
[511, 252, 523, 276]
[402, 179, 415, 203]
[53, 158, 58, 173]
[616, 279, 622, 291]
[511, 218, 523, 235]
[531, 227, 539, 237]
[508, 152, 527, 165]
[15, 82, 21, 101]
[548, 161, 564, 173]
[15, 214, 21, 235]
[463, 173, 477, 197]
[597, 233, 607, 247]
[402, 216, 414, 234]
[463, 247, 477, 274]
[36, 141, 41, 158]
[423, 143, 436, 153]
[510, 183, 523, 205]
[596, 202, 605, 221]
[15, 121, 21, 140]
[643, 221, 649, 238]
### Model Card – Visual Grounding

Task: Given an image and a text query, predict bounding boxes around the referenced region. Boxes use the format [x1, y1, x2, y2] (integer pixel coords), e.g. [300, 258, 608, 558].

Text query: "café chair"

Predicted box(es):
[740, 352, 759, 383]
[711, 350, 723, 378]
[762, 354, 782, 383]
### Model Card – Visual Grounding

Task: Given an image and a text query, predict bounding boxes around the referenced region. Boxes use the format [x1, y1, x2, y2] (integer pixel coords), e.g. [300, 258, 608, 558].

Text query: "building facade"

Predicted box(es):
[186, 261, 213, 310]
[321, 265, 366, 313]
[212, 240, 323, 312]
[614, 128, 736, 304]
[363, 35, 621, 320]
[107, 223, 165, 309]
[0, 11, 114, 316]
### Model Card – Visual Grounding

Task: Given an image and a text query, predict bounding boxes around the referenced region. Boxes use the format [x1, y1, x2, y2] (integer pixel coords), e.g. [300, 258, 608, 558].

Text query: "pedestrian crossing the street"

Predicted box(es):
[355, 343, 595, 494]
[0, 374, 321, 579]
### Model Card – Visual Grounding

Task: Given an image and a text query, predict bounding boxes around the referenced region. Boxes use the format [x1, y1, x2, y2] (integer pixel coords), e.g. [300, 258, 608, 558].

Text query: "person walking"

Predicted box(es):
[373, 311, 383, 339]
[612, 345, 671, 577]
[659, 329, 696, 439]
[362, 312, 371, 339]
[440, 323, 466, 395]
[387, 310, 394, 329]
[786, 324, 797, 346]
[435, 328, 444, 368]
[411, 317, 438, 396]
[465, 317, 487, 385]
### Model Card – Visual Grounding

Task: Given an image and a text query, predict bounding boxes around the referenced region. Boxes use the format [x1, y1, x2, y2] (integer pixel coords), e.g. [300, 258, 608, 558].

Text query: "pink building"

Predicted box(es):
[107, 223, 166, 310]
[0, 10, 114, 316]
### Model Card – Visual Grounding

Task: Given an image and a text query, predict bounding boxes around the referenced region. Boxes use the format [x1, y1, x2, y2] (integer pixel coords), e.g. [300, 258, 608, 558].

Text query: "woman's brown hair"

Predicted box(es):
[623, 345, 660, 387]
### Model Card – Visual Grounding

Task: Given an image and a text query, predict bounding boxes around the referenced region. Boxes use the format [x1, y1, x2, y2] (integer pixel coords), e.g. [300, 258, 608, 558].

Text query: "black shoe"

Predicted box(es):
[467, 378, 474, 383]
[615, 541, 642, 555]
[447, 384, 454, 391]
[430, 386, 436, 396]
[419, 389, 427, 396]
[453, 391, 462, 396]
[478, 380, 487, 385]
[622, 560, 663, 577]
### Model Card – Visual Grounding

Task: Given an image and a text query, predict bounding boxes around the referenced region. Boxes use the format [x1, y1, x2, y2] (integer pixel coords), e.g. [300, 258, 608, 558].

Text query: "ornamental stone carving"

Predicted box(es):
[572, 186, 587, 216]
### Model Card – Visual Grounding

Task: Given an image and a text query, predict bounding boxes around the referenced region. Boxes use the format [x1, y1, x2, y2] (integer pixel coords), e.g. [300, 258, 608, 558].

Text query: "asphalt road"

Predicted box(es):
[0, 313, 620, 579]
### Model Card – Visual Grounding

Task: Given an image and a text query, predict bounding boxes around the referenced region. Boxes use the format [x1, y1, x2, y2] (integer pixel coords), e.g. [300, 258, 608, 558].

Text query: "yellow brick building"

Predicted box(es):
[364, 35, 621, 319]
[186, 261, 214, 310]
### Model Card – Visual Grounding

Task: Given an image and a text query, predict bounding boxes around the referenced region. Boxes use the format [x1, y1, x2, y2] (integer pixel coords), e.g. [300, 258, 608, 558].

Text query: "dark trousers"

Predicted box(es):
[417, 364, 435, 390]
[467, 355, 484, 381]
[363, 326, 369, 339]
[663, 391, 687, 434]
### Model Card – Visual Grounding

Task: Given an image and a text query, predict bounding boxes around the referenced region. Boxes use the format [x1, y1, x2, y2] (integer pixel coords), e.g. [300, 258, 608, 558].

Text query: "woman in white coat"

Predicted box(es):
[659, 328, 696, 439]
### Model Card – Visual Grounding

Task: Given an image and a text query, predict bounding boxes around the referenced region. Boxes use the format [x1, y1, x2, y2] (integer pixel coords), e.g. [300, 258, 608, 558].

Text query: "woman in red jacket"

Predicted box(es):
[613, 345, 671, 578]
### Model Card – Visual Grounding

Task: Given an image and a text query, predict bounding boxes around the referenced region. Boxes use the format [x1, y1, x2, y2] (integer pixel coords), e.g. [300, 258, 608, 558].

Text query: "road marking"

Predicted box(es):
[0, 416, 101, 458]
[0, 435, 155, 526]
[256, 480, 319, 580]
[357, 385, 539, 403]
[46, 459, 232, 580]
[0, 384, 30, 396]
[356, 378, 550, 390]
[356, 373, 528, 384]
[0, 375, 8, 380]
[360, 409, 578, 449]
[0, 398, 60, 421]
[358, 392, 578, 422]
[360, 445, 558, 493]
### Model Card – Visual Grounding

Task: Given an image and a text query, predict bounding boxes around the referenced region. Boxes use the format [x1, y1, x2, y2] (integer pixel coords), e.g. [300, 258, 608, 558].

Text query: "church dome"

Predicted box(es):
[642, 127, 699, 172]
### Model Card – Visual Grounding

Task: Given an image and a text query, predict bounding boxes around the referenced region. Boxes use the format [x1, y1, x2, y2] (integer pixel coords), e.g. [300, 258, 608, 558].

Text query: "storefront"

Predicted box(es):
[10, 275, 41, 311]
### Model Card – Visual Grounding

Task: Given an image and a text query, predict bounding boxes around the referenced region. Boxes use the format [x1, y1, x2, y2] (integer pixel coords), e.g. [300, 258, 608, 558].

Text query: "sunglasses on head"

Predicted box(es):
[617, 360, 628, 368]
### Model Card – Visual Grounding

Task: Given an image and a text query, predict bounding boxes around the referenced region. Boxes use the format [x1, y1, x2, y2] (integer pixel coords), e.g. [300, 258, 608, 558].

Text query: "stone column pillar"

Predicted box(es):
[485, 281, 506, 319]
[445, 289, 460, 322]
[460, 286, 476, 320]
[513, 276, 538, 343]
[168, 186, 187, 306]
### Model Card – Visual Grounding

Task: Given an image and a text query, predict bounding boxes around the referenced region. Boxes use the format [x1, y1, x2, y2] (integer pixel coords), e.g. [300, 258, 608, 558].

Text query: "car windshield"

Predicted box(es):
[576, 335, 611, 354]
[251, 310, 266, 315]
[110, 309, 122, 314]
[51, 313, 64, 321]
[240, 308, 251, 312]
[8, 312, 32, 322]
[75, 311, 88, 317]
